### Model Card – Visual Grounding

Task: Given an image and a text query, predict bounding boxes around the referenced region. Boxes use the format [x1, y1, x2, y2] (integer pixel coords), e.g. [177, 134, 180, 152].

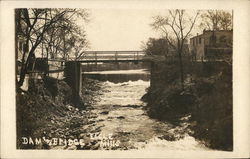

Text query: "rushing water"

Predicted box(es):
[84, 69, 209, 150]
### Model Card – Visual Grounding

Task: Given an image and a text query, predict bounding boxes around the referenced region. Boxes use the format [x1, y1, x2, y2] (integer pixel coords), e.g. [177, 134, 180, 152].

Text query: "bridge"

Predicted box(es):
[47, 50, 147, 66]
[47, 51, 147, 64]
[44, 50, 148, 78]
[45, 50, 149, 106]
[77, 51, 146, 63]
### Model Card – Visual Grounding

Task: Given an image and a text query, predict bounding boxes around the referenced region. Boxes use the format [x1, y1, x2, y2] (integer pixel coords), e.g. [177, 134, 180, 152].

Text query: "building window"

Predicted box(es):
[199, 37, 201, 44]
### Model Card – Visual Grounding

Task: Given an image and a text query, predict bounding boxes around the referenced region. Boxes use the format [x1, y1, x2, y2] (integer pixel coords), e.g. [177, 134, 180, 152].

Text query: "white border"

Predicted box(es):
[1, 0, 250, 158]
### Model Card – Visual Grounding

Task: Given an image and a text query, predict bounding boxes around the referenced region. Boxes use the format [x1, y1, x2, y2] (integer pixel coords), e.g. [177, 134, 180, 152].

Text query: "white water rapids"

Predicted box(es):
[85, 69, 210, 150]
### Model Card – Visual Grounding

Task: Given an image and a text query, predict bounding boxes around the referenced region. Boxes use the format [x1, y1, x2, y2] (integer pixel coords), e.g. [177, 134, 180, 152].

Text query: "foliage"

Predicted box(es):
[191, 62, 232, 150]
[143, 61, 233, 151]
[142, 38, 170, 57]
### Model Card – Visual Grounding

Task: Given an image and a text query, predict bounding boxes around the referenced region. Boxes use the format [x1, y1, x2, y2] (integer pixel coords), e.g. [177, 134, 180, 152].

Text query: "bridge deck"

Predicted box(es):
[78, 51, 147, 63]
[48, 51, 148, 63]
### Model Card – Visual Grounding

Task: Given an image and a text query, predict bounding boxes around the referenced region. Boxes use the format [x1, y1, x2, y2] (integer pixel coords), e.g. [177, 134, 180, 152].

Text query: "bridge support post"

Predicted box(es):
[64, 61, 82, 107]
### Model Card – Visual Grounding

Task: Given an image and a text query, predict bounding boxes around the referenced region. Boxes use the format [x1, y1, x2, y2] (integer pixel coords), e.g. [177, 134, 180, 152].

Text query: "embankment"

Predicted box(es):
[142, 59, 233, 151]
[16, 77, 101, 149]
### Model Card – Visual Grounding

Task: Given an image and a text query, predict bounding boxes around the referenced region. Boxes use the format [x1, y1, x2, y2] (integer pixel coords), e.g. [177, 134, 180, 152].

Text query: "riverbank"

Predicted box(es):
[16, 77, 102, 149]
[142, 60, 233, 151]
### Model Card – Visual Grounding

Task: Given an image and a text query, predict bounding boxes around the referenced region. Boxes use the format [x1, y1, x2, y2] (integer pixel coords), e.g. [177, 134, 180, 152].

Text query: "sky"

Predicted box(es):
[83, 9, 232, 51]
[84, 9, 169, 51]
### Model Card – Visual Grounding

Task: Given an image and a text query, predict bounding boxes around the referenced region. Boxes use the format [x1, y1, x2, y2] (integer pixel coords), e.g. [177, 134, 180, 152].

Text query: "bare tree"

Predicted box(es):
[16, 8, 89, 89]
[219, 11, 233, 30]
[200, 10, 232, 31]
[151, 10, 199, 90]
[70, 35, 90, 61]
[42, 9, 89, 60]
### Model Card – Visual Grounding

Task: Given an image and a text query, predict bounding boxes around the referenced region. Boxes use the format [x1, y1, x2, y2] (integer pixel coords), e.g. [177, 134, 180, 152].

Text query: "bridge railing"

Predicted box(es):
[80, 51, 145, 61]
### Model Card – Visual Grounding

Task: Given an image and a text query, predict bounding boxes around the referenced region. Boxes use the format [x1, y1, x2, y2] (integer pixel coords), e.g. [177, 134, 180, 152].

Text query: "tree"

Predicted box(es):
[200, 10, 232, 31]
[143, 38, 169, 56]
[16, 8, 89, 88]
[41, 10, 89, 61]
[70, 34, 90, 60]
[151, 10, 199, 90]
[219, 11, 233, 30]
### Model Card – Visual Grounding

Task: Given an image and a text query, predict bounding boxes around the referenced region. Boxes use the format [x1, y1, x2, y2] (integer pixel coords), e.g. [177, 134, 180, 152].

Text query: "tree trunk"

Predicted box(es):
[178, 50, 184, 90]
[15, 9, 21, 87]
[17, 47, 36, 87]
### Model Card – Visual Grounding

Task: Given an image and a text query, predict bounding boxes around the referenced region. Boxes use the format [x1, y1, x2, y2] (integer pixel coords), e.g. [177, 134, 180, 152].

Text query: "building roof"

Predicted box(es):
[190, 34, 203, 40]
[190, 29, 233, 40]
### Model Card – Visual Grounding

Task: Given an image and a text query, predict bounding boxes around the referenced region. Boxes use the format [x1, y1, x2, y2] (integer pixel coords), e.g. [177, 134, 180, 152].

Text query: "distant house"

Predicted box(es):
[16, 33, 54, 75]
[189, 30, 233, 61]
[17, 35, 28, 62]
[16, 30, 30, 75]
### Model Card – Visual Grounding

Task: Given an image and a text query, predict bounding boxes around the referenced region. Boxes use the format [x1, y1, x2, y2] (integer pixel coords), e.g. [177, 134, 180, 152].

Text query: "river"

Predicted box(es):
[83, 69, 209, 150]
